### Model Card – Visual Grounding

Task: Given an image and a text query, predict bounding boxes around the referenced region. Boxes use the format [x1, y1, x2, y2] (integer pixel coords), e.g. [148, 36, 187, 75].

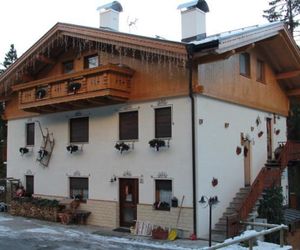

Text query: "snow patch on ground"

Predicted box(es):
[24, 227, 61, 235]
[0, 216, 13, 222]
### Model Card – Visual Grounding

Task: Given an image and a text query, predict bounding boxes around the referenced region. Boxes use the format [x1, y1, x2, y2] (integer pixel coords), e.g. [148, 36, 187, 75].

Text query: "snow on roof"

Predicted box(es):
[192, 22, 285, 53]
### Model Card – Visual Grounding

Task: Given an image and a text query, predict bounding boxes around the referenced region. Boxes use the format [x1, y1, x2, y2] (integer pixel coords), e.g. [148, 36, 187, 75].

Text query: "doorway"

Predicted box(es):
[244, 140, 251, 186]
[119, 178, 138, 227]
[266, 118, 273, 160]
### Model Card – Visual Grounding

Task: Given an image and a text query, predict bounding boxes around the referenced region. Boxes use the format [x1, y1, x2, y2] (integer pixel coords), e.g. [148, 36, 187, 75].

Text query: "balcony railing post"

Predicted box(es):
[280, 228, 284, 247]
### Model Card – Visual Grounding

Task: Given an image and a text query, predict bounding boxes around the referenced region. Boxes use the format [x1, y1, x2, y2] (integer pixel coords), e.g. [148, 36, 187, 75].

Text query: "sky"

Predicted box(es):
[0, 0, 271, 62]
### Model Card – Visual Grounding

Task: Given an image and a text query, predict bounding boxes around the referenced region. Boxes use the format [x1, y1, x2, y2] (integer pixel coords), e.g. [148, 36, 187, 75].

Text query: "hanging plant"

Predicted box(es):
[149, 139, 166, 151]
[115, 142, 130, 154]
[38, 149, 48, 160]
[236, 146, 242, 155]
[19, 147, 29, 156]
[36, 88, 47, 99]
[66, 145, 79, 154]
[68, 82, 81, 93]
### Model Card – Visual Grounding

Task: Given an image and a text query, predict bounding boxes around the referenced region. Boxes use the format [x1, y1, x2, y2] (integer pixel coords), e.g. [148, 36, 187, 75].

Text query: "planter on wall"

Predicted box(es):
[149, 139, 166, 151]
[115, 142, 130, 154]
[19, 147, 29, 156]
[66, 145, 79, 154]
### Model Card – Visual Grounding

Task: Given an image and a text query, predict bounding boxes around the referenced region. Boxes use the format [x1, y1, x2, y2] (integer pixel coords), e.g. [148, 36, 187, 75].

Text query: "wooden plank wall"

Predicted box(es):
[198, 48, 289, 116]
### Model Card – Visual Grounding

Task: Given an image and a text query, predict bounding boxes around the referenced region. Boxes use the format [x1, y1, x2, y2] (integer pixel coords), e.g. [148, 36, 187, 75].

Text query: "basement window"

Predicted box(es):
[70, 177, 88, 202]
[239, 52, 251, 77]
[119, 111, 138, 140]
[155, 107, 172, 139]
[154, 180, 172, 211]
[26, 123, 35, 146]
[84, 54, 99, 69]
[69, 117, 89, 143]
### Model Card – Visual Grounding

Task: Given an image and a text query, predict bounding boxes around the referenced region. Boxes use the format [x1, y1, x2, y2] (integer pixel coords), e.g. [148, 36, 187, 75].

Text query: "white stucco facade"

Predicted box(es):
[195, 95, 287, 237]
[7, 97, 195, 228]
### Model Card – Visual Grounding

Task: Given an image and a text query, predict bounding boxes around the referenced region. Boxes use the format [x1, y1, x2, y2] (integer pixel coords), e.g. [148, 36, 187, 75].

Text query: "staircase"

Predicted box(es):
[211, 140, 300, 242]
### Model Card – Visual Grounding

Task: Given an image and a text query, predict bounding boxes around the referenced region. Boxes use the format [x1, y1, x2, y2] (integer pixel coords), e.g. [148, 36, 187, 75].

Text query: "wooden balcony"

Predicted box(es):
[12, 64, 134, 113]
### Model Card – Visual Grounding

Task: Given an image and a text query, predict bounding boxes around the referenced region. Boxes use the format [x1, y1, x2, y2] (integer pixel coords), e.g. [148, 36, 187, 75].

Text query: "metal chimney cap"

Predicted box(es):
[97, 1, 123, 12]
[177, 0, 209, 13]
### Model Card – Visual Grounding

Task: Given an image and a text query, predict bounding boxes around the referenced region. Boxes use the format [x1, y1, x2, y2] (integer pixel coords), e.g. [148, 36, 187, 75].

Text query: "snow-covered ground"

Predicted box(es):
[0, 213, 292, 250]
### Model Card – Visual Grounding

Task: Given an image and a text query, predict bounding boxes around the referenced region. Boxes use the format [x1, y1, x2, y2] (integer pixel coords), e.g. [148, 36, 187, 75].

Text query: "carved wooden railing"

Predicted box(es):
[237, 140, 300, 221]
[12, 64, 134, 113]
[277, 140, 300, 170]
[237, 167, 281, 221]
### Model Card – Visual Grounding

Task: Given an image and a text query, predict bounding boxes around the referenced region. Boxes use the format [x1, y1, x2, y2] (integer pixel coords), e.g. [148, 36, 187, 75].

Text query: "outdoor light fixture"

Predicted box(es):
[199, 195, 219, 247]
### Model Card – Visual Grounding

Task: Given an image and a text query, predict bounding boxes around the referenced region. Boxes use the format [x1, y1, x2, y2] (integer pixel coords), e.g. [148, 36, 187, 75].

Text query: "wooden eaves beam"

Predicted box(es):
[287, 88, 300, 97]
[276, 70, 300, 80]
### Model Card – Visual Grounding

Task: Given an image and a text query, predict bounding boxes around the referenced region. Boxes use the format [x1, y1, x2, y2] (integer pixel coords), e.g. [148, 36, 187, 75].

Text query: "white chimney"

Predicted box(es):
[178, 0, 209, 42]
[97, 1, 123, 31]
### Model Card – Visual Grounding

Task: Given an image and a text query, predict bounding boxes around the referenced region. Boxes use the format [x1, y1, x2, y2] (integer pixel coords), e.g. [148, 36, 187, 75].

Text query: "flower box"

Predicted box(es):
[152, 227, 169, 240]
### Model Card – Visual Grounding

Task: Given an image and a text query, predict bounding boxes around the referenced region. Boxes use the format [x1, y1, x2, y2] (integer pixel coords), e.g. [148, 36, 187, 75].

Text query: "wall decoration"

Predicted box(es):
[123, 170, 132, 177]
[258, 131, 264, 138]
[199, 119, 204, 125]
[256, 116, 261, 126]
[212, 178, 218, 187]
[73, 170, 81, 177]
[236, 147, 242, 155]
[157, 99, 168, 106]
[251, 126, 254, 132]
[157, 172, 168, 178]
[224, 123, 229, 128]
[275, 129, 280, 135]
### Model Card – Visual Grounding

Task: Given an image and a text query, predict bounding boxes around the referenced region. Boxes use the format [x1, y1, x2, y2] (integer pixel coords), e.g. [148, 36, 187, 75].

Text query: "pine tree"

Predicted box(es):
[258, 186, 285, 243]
[263, 0, 300, 42]
[0, 44, 18, 74]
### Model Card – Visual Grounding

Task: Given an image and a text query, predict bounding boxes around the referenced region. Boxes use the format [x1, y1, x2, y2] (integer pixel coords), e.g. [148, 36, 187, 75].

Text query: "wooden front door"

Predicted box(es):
[119, 178, 138, 227]
[244, 141, 251, 186]
[266, 118, 272, 160]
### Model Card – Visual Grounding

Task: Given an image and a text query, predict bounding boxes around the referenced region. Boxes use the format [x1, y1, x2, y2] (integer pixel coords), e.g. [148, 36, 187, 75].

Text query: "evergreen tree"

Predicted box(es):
[263, 0, 300, 42]
[0, 44, 18, 74]
[258, 186, 285, 243]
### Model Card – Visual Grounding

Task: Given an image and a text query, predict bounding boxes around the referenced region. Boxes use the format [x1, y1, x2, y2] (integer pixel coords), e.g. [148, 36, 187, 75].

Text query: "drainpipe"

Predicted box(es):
[186, 43, 197, 235]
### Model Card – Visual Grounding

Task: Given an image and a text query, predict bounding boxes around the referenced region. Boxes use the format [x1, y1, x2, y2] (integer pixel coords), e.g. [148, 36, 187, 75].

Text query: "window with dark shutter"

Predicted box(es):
[26, 123, 35, 146]
[25, 175, 34, 197]
[119, 111, 138, 140]
[155, 107, 172, 138]
[70, 117, 89, 143]
[70, 177, 88, 201]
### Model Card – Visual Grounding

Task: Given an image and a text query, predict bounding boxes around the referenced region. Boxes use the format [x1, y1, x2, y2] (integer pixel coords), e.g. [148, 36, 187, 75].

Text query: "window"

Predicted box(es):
[63, 60, 74, 74]
[70, 177, 88, 201]
[155, 180, 172, 211]
[70, 117, 89, 143]
[26, 123, 35, 146]
[256, 59, 265, 83]
[239, 52, 250, 77]
[84, 54, 99, 69]
[155, 107, 172, 138]
[119, 111, 138, 140]
[25, 175, 34, 197]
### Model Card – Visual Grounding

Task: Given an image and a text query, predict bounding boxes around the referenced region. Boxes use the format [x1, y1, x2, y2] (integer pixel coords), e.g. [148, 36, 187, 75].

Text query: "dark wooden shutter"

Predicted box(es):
[119, 111, 138, 140]
[155, 107, 172, 138]
[70, 177, 88, 190]
[70, 117, 89, 143]
[26, 123, 35, 146]
[25, 175, 34, 196]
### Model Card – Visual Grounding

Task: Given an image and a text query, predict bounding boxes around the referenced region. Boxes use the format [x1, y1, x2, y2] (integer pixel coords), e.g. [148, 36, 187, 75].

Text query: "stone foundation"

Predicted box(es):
[137, 204, 194, 236]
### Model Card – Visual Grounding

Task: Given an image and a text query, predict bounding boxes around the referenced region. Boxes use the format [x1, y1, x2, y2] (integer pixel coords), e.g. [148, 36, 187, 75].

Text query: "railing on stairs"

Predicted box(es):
[277, 140, 300, 170]
[237, 140, 300, 221]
